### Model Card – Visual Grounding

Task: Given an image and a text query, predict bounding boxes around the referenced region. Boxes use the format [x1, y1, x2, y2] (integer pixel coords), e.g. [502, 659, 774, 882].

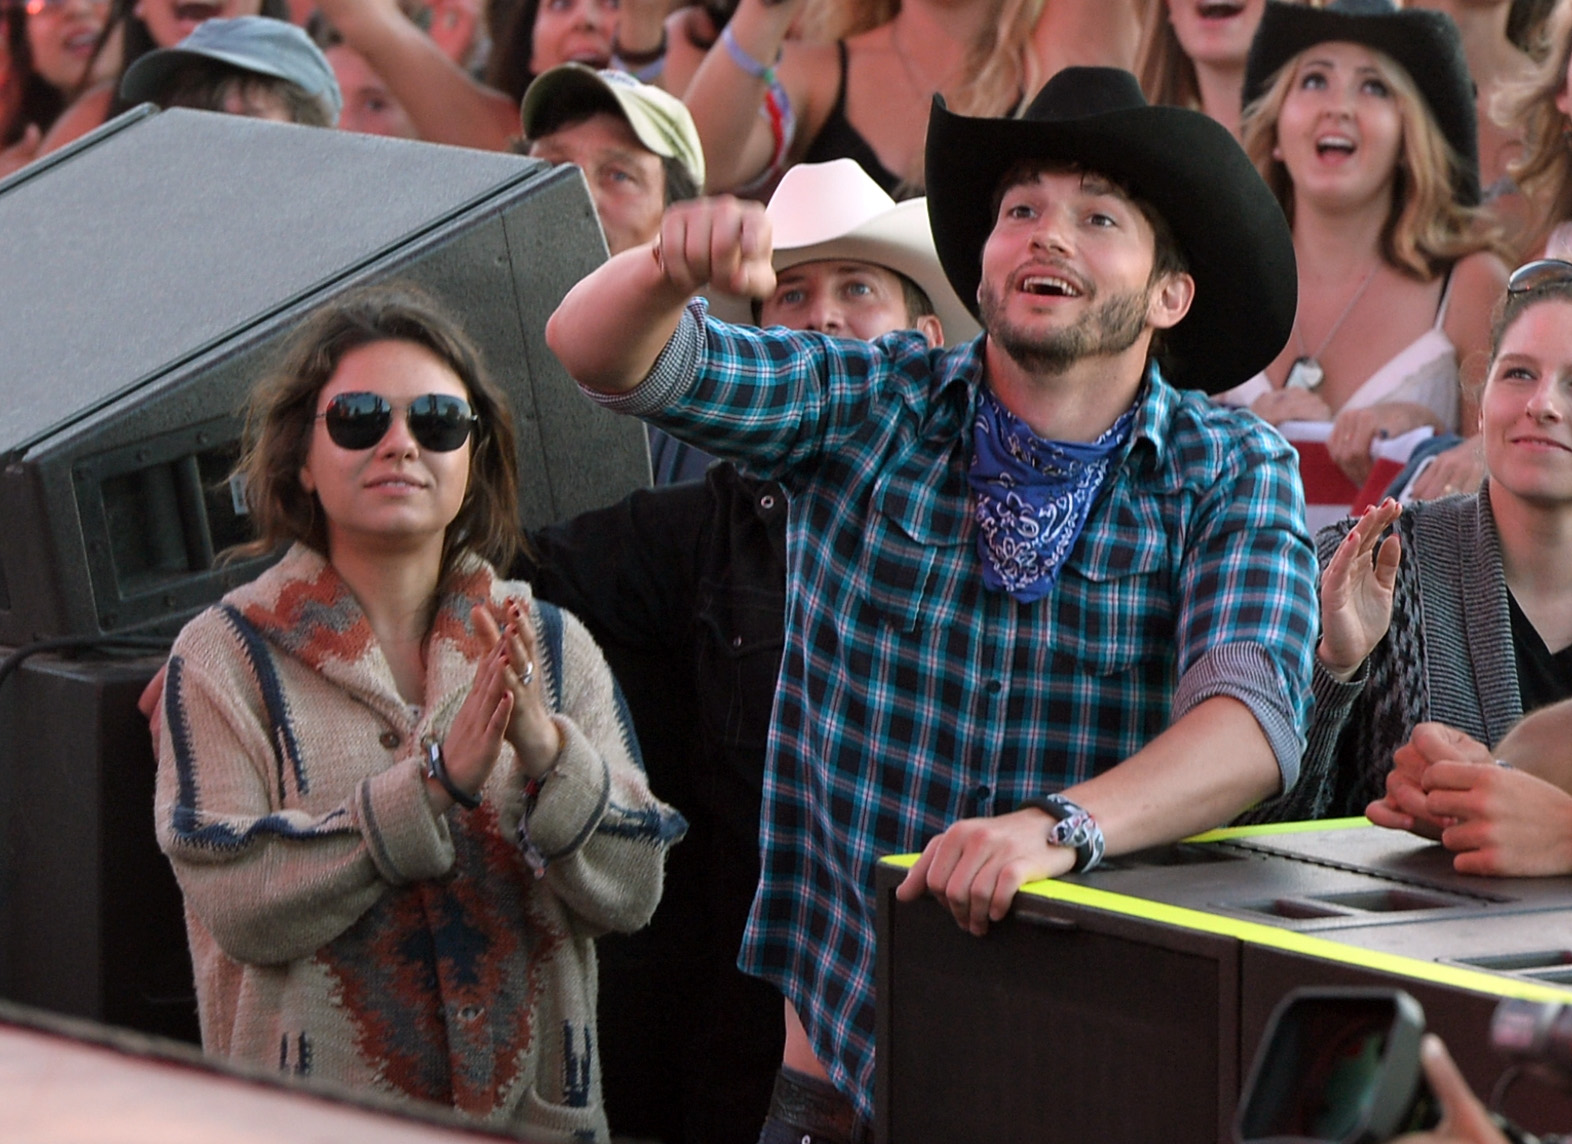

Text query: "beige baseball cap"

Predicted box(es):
[521, 63, 705, 189]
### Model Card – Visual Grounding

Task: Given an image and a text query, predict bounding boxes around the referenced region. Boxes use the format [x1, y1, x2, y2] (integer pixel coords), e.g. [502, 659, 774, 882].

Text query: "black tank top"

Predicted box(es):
[801, 41, 907, 197]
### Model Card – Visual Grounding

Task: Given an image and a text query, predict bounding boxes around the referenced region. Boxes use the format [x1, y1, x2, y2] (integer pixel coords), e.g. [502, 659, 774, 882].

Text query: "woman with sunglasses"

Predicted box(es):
[1220, 0, 1510, 516]
[152, 286, 683, 1143]
[1250, 258, 1572, 827]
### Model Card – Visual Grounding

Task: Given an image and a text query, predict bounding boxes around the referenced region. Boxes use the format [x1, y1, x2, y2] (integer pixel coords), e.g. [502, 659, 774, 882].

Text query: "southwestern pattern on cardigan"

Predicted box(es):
[1246, 489, 1523, 823]
[155, 544, 685, 1143]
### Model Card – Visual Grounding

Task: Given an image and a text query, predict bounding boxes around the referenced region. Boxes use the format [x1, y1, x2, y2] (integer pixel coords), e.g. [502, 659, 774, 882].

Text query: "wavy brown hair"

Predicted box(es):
[1242, 46, 1502, 280]
[232, 285, 522, 580]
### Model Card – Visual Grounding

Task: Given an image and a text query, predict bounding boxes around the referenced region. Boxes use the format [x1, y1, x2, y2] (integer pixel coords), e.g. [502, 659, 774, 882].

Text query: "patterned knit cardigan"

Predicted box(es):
[155, 543, 686, 1143]
[1248, 488, 1523, 823]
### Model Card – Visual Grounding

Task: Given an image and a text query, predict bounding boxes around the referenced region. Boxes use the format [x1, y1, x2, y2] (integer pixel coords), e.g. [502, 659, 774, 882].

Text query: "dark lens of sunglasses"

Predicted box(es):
[323, 393, 474, 452]
[1508, 259, 1572, 296]
[324, 393, 392, 450]
[406, 395, 475, 452]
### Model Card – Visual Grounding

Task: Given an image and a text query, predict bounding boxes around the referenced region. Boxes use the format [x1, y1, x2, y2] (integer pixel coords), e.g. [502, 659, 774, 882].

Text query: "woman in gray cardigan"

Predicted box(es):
[1261, 260, 1572, 824]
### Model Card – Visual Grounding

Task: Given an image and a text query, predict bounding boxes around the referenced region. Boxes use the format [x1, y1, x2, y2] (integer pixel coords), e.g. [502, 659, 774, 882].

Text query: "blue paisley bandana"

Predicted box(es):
[968, 386, 1134, 603]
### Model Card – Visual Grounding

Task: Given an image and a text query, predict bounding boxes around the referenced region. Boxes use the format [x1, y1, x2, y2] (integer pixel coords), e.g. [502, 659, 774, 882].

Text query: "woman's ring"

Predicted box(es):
[520, 660, 535, 687]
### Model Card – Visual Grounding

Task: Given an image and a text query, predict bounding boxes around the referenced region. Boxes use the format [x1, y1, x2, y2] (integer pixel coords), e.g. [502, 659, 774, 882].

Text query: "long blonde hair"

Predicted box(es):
[1499, 0, 1572, 249]
[1242, 46, 1500, 279]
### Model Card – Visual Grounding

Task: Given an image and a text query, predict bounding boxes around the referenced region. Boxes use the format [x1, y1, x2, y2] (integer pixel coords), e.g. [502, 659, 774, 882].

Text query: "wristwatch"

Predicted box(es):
[1019, 793, 1105, 873]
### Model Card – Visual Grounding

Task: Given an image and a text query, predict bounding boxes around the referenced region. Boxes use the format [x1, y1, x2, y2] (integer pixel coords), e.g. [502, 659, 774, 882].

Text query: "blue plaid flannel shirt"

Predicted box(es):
[587, 301, 1318, 1118]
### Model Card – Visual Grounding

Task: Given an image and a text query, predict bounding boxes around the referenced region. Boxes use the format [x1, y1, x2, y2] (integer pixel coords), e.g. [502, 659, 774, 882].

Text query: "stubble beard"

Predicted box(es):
[979, 278, 1151, 377]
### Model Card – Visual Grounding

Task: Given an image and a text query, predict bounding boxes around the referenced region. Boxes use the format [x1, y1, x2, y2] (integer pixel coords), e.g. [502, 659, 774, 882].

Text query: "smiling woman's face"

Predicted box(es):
[133, 0, 261, 49]
[1482, 298, 1572, 509]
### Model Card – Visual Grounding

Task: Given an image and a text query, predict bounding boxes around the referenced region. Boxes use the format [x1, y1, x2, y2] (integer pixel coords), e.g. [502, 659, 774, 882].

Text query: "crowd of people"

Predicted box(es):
[13, 0, 1572, 1142]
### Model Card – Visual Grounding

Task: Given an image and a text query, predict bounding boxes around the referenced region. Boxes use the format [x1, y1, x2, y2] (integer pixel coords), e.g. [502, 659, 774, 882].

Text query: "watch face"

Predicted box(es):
[1048, 811, 1093, 848]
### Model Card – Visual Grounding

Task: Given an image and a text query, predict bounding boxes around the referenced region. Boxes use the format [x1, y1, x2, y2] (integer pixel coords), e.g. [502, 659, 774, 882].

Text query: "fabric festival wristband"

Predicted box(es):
[425, 740, 481, 810]
[1018, 794, 1105, 873]
[721, 22, 781, 86]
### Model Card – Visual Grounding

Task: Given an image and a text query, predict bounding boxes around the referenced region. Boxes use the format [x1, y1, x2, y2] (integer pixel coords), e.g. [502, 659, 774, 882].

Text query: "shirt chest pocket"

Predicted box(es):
[852, 455, 972, 635]
[1045, 495, 1175, 677]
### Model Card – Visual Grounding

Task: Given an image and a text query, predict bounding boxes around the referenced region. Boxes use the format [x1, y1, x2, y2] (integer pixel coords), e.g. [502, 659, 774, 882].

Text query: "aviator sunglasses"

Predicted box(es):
[1507, 258, 1572, 296]
[316, 392, 478, 452]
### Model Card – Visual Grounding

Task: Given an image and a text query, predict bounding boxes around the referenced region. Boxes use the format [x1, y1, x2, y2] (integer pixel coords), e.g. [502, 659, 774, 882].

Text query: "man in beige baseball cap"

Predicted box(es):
[522, 63, 705, 258]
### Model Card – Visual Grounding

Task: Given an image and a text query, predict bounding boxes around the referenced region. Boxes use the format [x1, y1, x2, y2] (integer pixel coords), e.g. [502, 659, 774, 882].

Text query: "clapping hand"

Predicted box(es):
[1317, 498, 1403, 682]
[475, 599, 561, 779]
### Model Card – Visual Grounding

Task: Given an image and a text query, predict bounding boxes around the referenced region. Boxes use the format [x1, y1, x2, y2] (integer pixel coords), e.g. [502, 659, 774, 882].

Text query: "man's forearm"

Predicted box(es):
[546, 243, 692, 394]
[547, 196, 775, 394]
[1063, 694, 1281, 853]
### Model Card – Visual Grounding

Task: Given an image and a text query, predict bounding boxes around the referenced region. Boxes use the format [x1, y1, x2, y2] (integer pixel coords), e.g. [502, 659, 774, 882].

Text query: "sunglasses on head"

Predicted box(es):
[1507, 259, 1572, 296]
[317, 392, 477, 452]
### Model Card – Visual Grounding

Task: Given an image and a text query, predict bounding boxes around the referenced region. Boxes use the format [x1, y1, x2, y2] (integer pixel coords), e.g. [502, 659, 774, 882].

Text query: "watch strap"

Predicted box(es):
[1018, 794, 1105, 873]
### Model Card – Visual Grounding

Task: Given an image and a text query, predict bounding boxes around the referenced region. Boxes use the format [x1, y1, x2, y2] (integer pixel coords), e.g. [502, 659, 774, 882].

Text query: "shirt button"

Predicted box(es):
[975, 784, 992, 801]
[379, 730, 400, 749]
[458, 1004, 482, 1022]
[760, 494, 777, 510]
[731, 635, 743, 649]
[985, 680, 1003, 695]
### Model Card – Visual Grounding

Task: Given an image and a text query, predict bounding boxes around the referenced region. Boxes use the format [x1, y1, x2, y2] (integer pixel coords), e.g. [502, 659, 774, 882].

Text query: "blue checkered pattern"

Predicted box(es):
[601, 304, 1317, 1119]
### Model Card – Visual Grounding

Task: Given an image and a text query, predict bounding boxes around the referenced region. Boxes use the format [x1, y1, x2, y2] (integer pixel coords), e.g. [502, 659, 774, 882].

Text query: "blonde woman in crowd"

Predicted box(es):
[1134, 0, 1268, 139]
[1412, 0, 1539, 257]
[1499, 0, 1572, 258]
[684, 0, 1142, 197]
[1221, 0, 1508, 508]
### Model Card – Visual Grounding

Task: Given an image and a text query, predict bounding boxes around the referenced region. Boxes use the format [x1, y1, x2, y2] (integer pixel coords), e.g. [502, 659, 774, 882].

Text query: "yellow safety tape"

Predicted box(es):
[879, 850, 1572, 1004]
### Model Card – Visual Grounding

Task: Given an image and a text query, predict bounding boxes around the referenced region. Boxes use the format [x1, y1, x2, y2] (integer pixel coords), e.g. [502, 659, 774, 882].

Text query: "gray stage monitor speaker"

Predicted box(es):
[0, 105, 645, 644]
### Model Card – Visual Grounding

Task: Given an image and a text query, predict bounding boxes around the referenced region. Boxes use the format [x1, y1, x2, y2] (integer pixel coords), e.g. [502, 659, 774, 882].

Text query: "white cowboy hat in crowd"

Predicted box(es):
[708, 158, 980, 343]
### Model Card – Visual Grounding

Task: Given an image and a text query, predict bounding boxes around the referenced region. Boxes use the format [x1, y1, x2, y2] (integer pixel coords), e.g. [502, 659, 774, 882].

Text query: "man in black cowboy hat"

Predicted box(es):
[547, 66, 1318, 1139]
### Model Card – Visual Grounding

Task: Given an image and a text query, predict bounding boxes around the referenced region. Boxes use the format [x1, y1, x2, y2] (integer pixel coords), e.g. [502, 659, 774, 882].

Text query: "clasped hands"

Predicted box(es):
[436, 600, 562, 811]
[1367, 722, 1572, 878]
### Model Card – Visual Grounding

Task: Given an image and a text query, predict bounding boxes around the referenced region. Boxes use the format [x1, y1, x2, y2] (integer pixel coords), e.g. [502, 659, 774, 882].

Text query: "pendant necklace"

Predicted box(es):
[1284, 264, 1379, 392]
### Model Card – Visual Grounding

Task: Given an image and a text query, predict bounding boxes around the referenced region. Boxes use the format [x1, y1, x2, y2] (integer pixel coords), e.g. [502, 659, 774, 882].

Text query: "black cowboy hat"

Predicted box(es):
[926, 66, 1296, 394]
[1243, 0, 1479, 206]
